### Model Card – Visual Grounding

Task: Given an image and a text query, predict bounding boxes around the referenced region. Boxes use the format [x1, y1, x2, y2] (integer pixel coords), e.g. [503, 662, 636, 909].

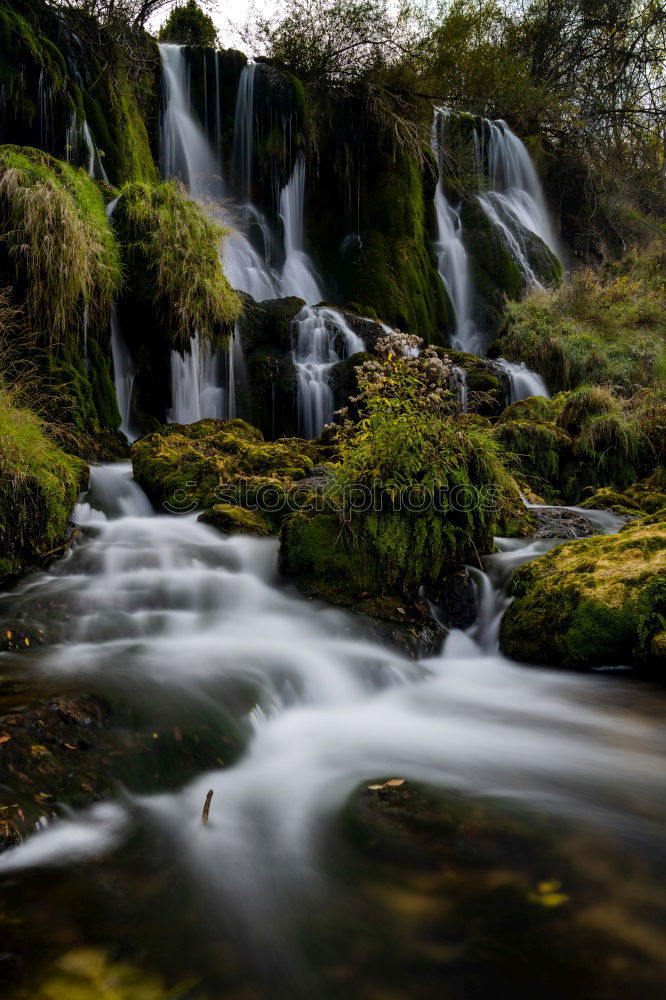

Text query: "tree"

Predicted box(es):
[46, 1, 218, 31]
[158, 1, 218, 47]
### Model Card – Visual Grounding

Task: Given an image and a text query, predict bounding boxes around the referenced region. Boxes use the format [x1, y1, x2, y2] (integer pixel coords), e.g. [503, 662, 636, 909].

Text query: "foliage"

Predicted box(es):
[0, 147, 121, 350]
[45, 0, 192, 29]
[282, 333, 525, 602]
[158, 0, 218, 47]
[114, 181, 241, 350]
[494, 241, 666, 395]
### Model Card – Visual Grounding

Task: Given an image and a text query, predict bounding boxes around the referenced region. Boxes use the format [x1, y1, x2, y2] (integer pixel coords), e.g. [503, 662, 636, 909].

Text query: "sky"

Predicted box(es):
[148, 1, 280, 49]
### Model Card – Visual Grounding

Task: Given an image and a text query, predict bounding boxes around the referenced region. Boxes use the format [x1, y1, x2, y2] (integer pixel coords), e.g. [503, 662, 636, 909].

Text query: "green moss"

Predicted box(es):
[0, 387, 86, 585]
[500, 513, 666, 671]
[114, 181, 241, 351]
[199, 503, 272, 536]
[309, 146, 449, 343]
[131, 418, 319, 527]
[460, 198, 522, 335]
[493, 419, 570, 501]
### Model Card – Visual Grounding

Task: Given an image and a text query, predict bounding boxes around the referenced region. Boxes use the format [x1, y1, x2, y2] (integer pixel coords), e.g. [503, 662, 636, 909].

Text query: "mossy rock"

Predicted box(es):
[493, 419, 571, 502]
[237, 294, 305, 354]
[578, 478, 666, 518]
[449, 351, 510, 417]
[460, 197, 523, 338]
[500, 511, 666, 672]
[198, 503, 272, 536]
[131, 418, 320, 528]
[0, 391, 87, 586]
[306, 125, 450, 343]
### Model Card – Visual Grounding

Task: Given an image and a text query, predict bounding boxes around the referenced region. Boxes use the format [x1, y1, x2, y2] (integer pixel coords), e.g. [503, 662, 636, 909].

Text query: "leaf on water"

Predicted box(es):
[529, 879, 569, 907]
[63, 743, 77, 750]
[0, 733, 11, 743]
[24, 637, 29, 646]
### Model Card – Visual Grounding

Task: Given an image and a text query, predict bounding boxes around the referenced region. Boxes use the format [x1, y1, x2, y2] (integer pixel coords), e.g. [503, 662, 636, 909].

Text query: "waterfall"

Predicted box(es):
[474, 118, 559, 282]
[168, 332, 224, 425]
[82, 120, 108, 183]
[159, 43, 221, 198]
[452, 365, 469, 411]
[232, 63, 257, 202]
[110, 306, 138, 442]
[431, 109, 482, 356]
[37, 70, 53, 153]
[495, 358, 550, 403]
[279, 155, 325, 304]
[224, 323, 248, 419]
[293, 306, 364, 438]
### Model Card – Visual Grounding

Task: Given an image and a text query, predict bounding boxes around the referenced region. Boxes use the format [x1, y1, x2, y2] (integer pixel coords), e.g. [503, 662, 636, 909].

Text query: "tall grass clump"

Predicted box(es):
[114, 181, 241, 351]
[0, 147, 122, 349]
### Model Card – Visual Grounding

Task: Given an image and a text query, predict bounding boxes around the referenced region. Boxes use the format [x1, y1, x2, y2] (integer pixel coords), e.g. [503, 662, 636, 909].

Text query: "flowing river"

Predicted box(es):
[1, 464, 665, 998]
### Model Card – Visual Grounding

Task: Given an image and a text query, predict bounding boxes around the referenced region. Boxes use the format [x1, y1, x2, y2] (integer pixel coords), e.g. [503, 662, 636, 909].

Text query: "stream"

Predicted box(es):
[1, 464, 665, 997]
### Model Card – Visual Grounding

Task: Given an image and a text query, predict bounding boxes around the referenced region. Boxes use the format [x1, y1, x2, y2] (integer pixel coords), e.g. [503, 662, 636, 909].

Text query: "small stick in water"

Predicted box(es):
[202, 789, 214, 826]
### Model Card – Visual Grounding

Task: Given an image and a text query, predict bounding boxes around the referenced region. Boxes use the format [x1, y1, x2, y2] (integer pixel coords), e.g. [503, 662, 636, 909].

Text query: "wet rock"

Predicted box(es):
[530, 507, 596, 539]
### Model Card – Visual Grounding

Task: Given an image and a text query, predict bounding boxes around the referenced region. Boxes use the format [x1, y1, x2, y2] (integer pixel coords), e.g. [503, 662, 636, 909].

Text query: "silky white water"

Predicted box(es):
[431, 109, 481, 355]
[1, 464, 664, 991]
[292, 306, 364, 438]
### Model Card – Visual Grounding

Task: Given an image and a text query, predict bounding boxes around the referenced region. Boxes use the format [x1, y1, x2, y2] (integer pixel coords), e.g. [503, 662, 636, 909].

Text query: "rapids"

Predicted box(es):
[1, 464, 664, 995]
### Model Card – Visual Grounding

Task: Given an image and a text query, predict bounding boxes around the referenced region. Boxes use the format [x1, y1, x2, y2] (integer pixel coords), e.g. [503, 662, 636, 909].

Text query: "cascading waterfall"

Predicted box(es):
[474, 118, 559, 282]
[109, 306, 138, 442]
[168, 332, 224, 424]
[431, 107, 554, 403]
[232, 63, 257, 202]
[431, 109, 481, 355]
[495, 357, 550, 403]
[82, 120, 108, 182]
[279, 155, 324, 305]
[293, 306, 364, 438]
[159, 43, 221, 198]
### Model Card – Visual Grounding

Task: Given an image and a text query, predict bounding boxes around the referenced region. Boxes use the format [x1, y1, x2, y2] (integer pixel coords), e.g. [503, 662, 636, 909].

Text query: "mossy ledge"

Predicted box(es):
[499, 511, 666, 673]
[131, 418, 320, 528]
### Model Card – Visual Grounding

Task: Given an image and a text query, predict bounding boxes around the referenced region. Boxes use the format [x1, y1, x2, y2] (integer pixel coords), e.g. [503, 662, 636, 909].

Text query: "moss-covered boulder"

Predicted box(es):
[578, 478, 666, 518]
[493, 418, 571, 502]
[306, 116, 450, 343]
[0, 391, 87, 585]
[449, 351, 510, 416]
[198, 503, 272, 536]
[131, 418, 320, 529]
[500, 511, 666, 672]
